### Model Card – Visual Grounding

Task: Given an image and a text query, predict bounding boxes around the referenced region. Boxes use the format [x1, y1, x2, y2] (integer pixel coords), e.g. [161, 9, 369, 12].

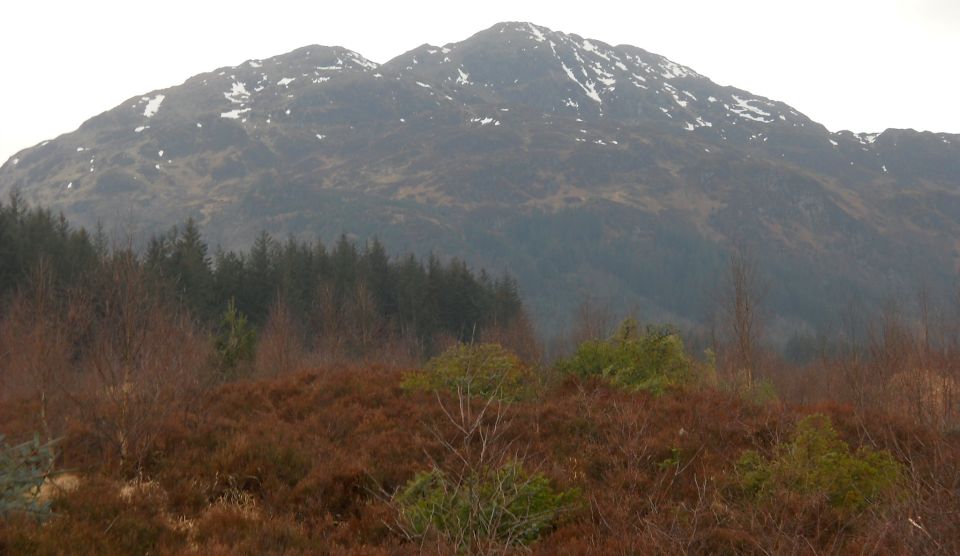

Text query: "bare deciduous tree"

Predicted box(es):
[348, 280, 380, 354]
[70, 251, 210, 473]
[0, 258, 72, 441]
[571, 295, 614, 346]
[715, 243, 766, 387]
[480, 310, 543, 367]
[255, 294, 304, 377]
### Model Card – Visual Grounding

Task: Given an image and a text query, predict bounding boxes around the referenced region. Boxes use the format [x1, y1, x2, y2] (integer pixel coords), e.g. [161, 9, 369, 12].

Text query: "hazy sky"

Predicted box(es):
[2, 0, 958, 162]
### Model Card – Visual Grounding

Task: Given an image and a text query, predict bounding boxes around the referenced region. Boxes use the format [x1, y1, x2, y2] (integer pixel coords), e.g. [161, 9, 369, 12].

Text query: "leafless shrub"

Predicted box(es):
[67, 252, 211, 473]
[254, 295, 304, 378]
[310, 282, 347, 363]
[793, 293, 960, 432]
[0, 259, 74, 439]
[570, 295, 614, 346]
[345, 280, 381, 354]
[479, 310, 543, 367]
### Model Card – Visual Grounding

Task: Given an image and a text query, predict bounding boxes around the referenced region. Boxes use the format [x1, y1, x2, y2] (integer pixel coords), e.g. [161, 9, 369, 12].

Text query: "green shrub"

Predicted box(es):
[1, 434, 57, 519]
[213, 299, 256, 379]
[394, 460, 577, 549]
[736, 414, 904, 514]
[722, 371, 779, 405]
[557, 318, 691, 394]
[402, 343, 533, 401]
[657, 447, 682, 471]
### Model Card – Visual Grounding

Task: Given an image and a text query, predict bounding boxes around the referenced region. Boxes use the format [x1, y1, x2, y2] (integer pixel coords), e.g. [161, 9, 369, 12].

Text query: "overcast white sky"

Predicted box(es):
[1, 0, 958, 162]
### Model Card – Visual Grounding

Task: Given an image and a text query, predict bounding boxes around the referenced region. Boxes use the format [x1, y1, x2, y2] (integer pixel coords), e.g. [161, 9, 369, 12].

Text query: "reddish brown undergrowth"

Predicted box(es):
[2, 364, 958, 554]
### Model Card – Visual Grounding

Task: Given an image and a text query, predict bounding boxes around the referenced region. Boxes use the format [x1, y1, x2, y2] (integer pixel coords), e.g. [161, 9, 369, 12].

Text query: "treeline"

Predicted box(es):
[145, 221, 524, 348]
[0, 193, 529, 357]
[0, 194, 523, 343]
[0, 193, 101, 298]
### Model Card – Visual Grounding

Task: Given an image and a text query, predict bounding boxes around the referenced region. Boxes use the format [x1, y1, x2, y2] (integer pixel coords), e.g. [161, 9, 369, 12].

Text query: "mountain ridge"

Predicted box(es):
[2, 21, 958, 335]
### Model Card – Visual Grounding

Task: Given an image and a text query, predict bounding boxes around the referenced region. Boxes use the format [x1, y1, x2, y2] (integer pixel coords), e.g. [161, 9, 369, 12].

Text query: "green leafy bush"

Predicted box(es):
[402, 343, 533, 401]
[1, 434, 57, 519]
[557, 319, 691, 394]
[736, 414, 904, 514]
[394, 460, 577, 549]
[213, 298, 256, 379]
[722, 370, 779, 405]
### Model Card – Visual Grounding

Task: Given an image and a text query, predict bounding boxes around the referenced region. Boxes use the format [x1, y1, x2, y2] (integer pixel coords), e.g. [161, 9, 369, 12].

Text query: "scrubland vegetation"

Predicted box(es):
[2, 196, 959, 554]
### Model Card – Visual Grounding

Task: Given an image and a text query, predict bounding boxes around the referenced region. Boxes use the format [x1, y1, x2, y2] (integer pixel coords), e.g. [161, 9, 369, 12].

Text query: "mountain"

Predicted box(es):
[2, 22, 958, 335]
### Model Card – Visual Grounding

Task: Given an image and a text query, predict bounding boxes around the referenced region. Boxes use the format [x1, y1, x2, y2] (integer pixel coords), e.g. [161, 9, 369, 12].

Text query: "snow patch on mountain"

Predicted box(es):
[729, 94, 774, 123]
[526, 22, 546, 42]
[346, 51, 378, 70]
[581, 40, 610, 61]
[142, 94, 165, 118]
[316, 62, 343, 71]
[224, 82, 250, 104]
[221, 107, 251, 119]
[659, 59, 696, 79]
[561, 62, 602, 104]
[470, 117, 500, 126]
[663, 83, 688, 108]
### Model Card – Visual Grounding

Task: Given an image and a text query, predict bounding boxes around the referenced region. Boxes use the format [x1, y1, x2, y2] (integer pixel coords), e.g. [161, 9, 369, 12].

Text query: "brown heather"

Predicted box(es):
[1, 361, 958, 554]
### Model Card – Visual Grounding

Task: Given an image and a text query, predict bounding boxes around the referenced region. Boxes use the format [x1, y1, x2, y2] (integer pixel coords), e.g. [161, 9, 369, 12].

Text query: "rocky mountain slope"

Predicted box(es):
[2, 22, 958, 334]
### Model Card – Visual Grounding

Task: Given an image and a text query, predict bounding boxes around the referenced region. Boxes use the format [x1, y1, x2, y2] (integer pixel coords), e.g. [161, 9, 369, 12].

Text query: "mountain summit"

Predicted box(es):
[2, 22, 958, 332]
